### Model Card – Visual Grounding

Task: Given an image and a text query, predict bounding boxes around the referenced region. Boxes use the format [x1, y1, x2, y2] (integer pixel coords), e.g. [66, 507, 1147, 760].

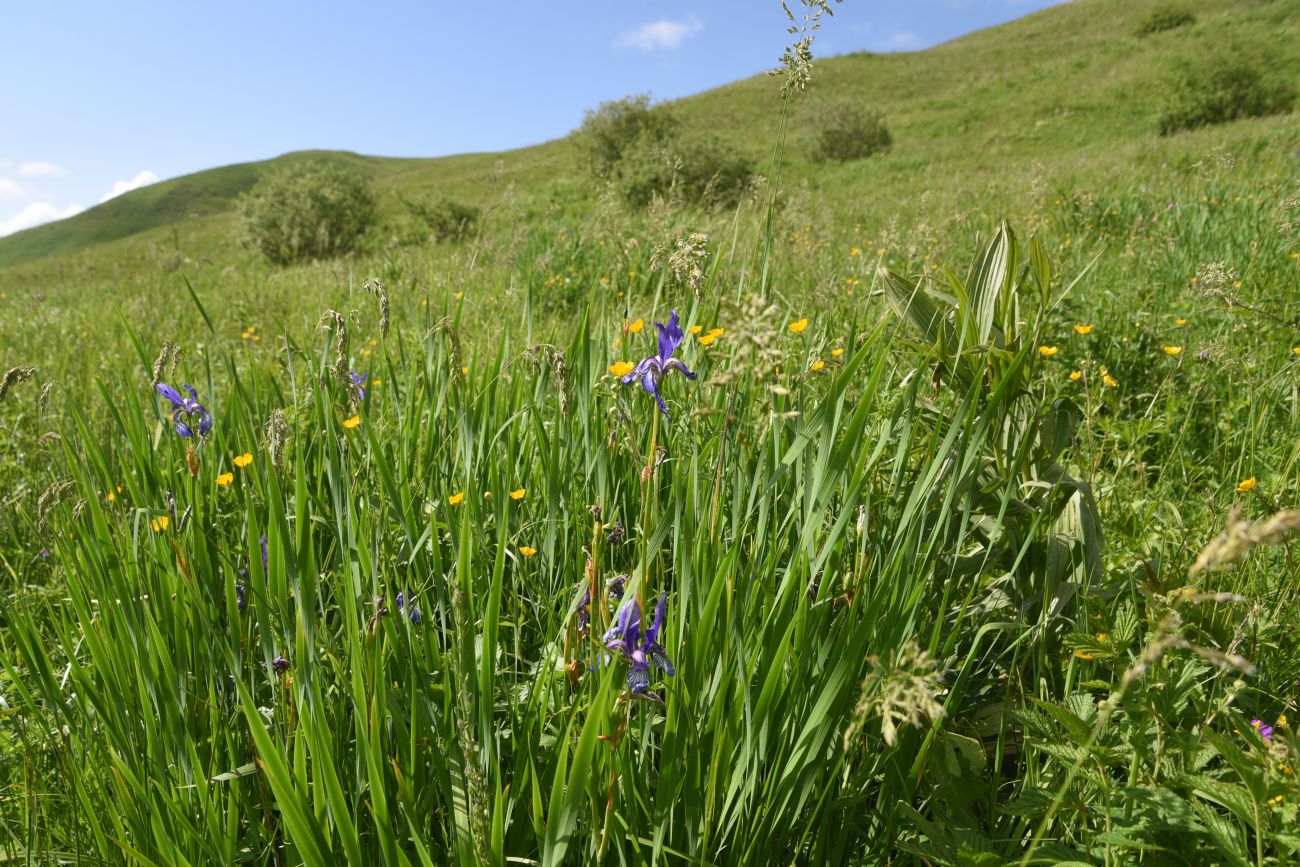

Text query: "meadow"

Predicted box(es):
[2, 0, 1300, 864]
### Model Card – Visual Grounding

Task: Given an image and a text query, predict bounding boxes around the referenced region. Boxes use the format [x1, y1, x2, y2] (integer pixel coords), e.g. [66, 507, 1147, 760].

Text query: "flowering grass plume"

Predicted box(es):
[621, 309, 697, 421]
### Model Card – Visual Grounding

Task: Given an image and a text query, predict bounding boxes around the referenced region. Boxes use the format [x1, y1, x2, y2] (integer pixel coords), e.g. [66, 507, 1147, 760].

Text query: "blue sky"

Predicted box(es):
[0, 0, 1061, 237]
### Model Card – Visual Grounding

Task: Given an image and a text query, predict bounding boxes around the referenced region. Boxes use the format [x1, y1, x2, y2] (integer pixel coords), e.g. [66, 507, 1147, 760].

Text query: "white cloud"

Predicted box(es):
[100, 170, 160, 203]
[0, 202, 85, 238]
[617, 16, 703, 51]
[0, 178, 24, 200]
[17, 160, 69, 178]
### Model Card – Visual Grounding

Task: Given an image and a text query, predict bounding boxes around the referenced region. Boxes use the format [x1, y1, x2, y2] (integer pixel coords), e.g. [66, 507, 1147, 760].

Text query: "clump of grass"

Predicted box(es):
[1135, 4, 1196, 38]
[1159, 54, 1296, 135]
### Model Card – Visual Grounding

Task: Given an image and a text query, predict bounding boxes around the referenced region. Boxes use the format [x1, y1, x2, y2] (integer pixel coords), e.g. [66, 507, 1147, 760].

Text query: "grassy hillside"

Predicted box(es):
[2, 0, 1295, 275]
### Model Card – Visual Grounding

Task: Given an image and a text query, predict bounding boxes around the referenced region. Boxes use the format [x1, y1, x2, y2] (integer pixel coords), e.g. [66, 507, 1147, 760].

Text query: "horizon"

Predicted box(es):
[1, 1, 1063, 238]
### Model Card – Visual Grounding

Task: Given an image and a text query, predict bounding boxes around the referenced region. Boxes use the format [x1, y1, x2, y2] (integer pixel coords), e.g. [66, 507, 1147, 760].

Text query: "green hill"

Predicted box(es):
[1, 0, 1295, 276]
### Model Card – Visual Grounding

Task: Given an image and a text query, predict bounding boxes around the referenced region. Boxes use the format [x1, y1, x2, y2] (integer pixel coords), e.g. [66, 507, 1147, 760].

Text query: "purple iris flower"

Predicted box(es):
[350, 370, 368, 400]
[156, 383, 213, 438]
[259, 536, 268, 572]
[395, 591, 421, 625]
[621, 309, 697, 421]
[271, 656, 290, 673]
[235, 583, 246, 613]
[601, 595, 675, 694]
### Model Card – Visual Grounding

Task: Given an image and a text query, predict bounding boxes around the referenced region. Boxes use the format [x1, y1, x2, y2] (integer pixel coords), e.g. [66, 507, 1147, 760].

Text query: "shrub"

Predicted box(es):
[238, 160, 376, 265]
[401, 196, 481, 243]
[810, 98, 893, 162]
[1158, 57, 1295, 135]
[1135, 5, 1196, 37]
[617, 129, 753, 208]
[578, 94, 680, 178]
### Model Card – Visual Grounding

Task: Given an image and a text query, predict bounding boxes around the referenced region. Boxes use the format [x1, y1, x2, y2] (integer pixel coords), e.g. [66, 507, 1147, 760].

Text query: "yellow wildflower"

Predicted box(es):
[1176, 318, 1187, 325]
[698, 334, 717, 347]
[708, 327, 724, 337]
[831, 348, 845, 357]
[1278, 714, 1289, 728]
[454, 291, 465, 300]
[461, 366, 469, 376]
[788, 318, 809, 333]
[1269, 795, 1284, 805]
[217, 472, 234, 487]
[628, 319, 644, 334]
[509, 488, 526, 501]
[1103, 374, 1118, 388]
[233, 452, 253, 468]
[519, 546, 537, 557]
[342, 415, 361, 429]
[688, 325, 703, 335]
[448, 491, 465, 506]
[151, 516, 169, 533]
[850, 246, 861, 256]
[1069, 370, 1082, 381]
[1292, 347, 1300, 355]
[107, 490, 117, 502]
[609, 361, 635, 377]
[1073, 324, 1093, 335]
[1236, 476, 1257, 493]
[1039, 345, 1058, 357]
[810, 360, 826, 372]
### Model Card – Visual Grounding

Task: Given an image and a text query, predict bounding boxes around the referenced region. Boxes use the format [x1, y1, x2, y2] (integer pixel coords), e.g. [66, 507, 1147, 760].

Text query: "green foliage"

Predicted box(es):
[400, 195, 481, 243]
[616, 127, 753, 208]
[237, 159, 377, 265]
[577, 93, 680, 179]
[811, 97, 892, 162]
[1159, 55, 1296, 135]
[1135, 5, 1196, 38]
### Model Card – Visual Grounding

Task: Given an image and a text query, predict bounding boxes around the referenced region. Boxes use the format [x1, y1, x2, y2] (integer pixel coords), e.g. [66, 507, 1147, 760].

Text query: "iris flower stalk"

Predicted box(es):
[601, 594, 675, 695]
[620, 310, 697, 422]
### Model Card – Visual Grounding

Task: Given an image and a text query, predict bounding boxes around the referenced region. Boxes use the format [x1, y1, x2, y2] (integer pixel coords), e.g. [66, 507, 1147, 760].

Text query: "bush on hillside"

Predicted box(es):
[617, 129, 753, 208]
[238, 160, 376, 265]
[401, 196, 481, 243]
[1135, 5, 1196, 38]
[578, 94, 680, 179]
[1158, 56, 1295, 135]
[810, 98, 893, 162]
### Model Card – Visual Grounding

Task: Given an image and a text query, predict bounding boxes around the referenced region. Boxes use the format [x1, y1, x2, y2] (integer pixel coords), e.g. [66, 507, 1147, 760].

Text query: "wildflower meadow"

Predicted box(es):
[2, 0, 1300, 864]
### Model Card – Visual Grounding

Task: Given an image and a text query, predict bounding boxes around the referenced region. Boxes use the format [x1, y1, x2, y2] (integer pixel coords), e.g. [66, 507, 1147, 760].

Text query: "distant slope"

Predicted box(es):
[1, 0, 1296, 272]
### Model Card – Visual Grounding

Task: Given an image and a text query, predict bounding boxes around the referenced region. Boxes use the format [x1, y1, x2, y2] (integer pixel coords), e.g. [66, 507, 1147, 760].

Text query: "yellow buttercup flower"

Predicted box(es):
[107, 490, 117, 502]
[698, 334, 717, 347]
[1039, 345, 1058, 356]
[461, 366, 469, 376]
[609, 361, 634, 377]
[1162, 346, 1182, 356]
[831, 348, 845, 357]
[151, 516, 169, 533]
[509, 487, 526, 501]
[342, 415, 361, 429]
[233, 452, 253, 468]
[448, 491, 466, 506]
[454, 291, 465, 299]
[1236, 476, 1257, 493]
[810, 360, 826, 372]
[788, 318, 809, 333]
[1069, 370, 1082, 381]
[708, 327, 725, 337]
[1176, 318, 1187, 325]
[217, 472, 234, 487]
[1103, 374, 1118, 388]
[1073, 324, 1093, 335]
[519, 546, 537, 557]
[850, 246, 861, 256]
[628, 319, 644, 334]
[688, 325, 703, 335]
[1292, 347, 1300, 355]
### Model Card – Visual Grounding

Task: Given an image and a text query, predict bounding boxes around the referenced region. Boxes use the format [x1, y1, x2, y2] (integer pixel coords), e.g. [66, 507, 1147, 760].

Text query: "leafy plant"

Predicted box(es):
[1159, 55, 1295, 135]
[810, 97, 892, 162]
[237, 159, 376, 265]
